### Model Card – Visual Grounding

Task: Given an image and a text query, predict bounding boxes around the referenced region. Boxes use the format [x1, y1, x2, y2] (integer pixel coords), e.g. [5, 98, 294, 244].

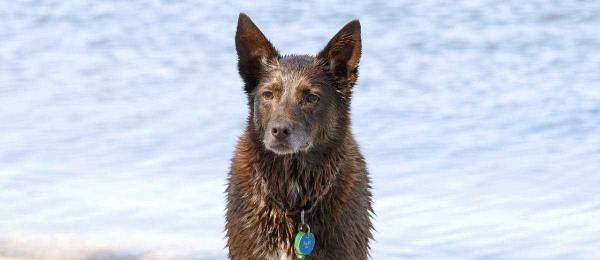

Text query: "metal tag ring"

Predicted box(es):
[298, 223, 310, 233]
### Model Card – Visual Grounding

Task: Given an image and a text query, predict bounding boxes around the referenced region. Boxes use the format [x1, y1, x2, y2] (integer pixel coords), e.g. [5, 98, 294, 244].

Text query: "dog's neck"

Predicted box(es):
[246, 131, 345, 214]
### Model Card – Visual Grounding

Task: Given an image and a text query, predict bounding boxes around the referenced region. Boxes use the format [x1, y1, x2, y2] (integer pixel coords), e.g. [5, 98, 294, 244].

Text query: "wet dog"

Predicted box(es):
[226, 13, 373, 259]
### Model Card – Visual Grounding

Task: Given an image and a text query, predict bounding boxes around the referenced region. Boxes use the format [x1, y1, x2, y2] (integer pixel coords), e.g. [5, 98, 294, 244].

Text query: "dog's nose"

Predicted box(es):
[271, 125, 290, 140]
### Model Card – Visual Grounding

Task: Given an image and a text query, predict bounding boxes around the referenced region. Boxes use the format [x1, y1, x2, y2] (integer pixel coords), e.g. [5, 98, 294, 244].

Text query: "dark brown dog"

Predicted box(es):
[225, 13, 373, 260]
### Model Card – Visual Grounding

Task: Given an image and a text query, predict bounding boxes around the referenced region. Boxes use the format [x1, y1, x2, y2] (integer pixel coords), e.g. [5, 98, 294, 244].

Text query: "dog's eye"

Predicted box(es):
[262, 91, 273, 99]
[305, 93, 320, 103]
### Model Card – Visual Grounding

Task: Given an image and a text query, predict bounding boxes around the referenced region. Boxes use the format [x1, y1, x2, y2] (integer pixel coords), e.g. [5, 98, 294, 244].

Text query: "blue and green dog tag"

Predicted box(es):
[294, 230, 315, 259]
[294, 209, 316, 259]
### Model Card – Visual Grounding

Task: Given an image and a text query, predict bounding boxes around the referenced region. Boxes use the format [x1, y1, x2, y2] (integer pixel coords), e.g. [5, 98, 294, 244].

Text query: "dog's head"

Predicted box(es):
[236, 13, 361, 155]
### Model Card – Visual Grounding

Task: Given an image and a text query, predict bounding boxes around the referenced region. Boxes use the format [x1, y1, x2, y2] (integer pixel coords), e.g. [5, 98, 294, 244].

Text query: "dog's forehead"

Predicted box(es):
[262, 55, 321, 89]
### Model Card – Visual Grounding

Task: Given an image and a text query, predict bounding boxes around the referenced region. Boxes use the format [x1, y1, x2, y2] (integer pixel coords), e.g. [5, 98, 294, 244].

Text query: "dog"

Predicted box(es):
[225, 13, 373, 260]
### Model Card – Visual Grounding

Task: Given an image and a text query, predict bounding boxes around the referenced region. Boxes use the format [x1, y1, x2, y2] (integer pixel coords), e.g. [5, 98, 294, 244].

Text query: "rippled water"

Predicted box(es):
[1, 1, 599, 259]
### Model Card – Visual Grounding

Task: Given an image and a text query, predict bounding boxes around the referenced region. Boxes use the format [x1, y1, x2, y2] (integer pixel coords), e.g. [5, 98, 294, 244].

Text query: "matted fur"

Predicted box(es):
[226, 13, 373, 260]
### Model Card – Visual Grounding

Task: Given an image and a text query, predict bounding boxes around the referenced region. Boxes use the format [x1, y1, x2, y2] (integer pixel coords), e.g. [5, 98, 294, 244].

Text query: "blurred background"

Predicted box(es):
[1, 0, 600, 259]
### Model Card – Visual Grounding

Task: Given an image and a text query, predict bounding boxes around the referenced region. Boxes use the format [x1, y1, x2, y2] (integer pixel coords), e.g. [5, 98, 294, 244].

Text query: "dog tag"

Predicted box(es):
[294, 230, 315, 259]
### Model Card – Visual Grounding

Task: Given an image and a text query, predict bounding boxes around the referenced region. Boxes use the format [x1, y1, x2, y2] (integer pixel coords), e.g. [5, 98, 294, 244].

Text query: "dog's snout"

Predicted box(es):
[271, 124, 290, 140]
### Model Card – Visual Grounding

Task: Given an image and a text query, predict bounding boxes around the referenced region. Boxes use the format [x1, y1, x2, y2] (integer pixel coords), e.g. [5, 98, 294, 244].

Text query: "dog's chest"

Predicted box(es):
[289, 178, 302, 202]
[258, 180, 304, 259]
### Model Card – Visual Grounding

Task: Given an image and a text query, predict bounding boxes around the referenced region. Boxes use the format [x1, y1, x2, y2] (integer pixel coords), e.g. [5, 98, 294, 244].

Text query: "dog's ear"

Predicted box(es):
[317, 20, 361, 91]
[236, 13, 279, 93]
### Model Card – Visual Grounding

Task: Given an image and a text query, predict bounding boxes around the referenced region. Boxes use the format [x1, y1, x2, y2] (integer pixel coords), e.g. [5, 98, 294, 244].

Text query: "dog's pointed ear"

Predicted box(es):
[236, 13, 279, 93]
[317, 20, 361, 87]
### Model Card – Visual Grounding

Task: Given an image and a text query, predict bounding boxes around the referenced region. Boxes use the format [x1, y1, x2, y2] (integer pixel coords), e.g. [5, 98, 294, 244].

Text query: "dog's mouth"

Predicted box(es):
[266, 141, 312, 155]
[267, 142, 294, 154]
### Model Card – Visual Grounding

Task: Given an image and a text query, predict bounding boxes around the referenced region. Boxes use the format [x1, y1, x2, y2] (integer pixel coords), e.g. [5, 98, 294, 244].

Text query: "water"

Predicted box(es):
[1, 0, 599, 259]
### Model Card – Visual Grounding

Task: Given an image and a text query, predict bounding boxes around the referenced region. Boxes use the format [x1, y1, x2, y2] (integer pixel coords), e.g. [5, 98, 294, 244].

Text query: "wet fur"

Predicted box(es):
[226, 13, 373, 259]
